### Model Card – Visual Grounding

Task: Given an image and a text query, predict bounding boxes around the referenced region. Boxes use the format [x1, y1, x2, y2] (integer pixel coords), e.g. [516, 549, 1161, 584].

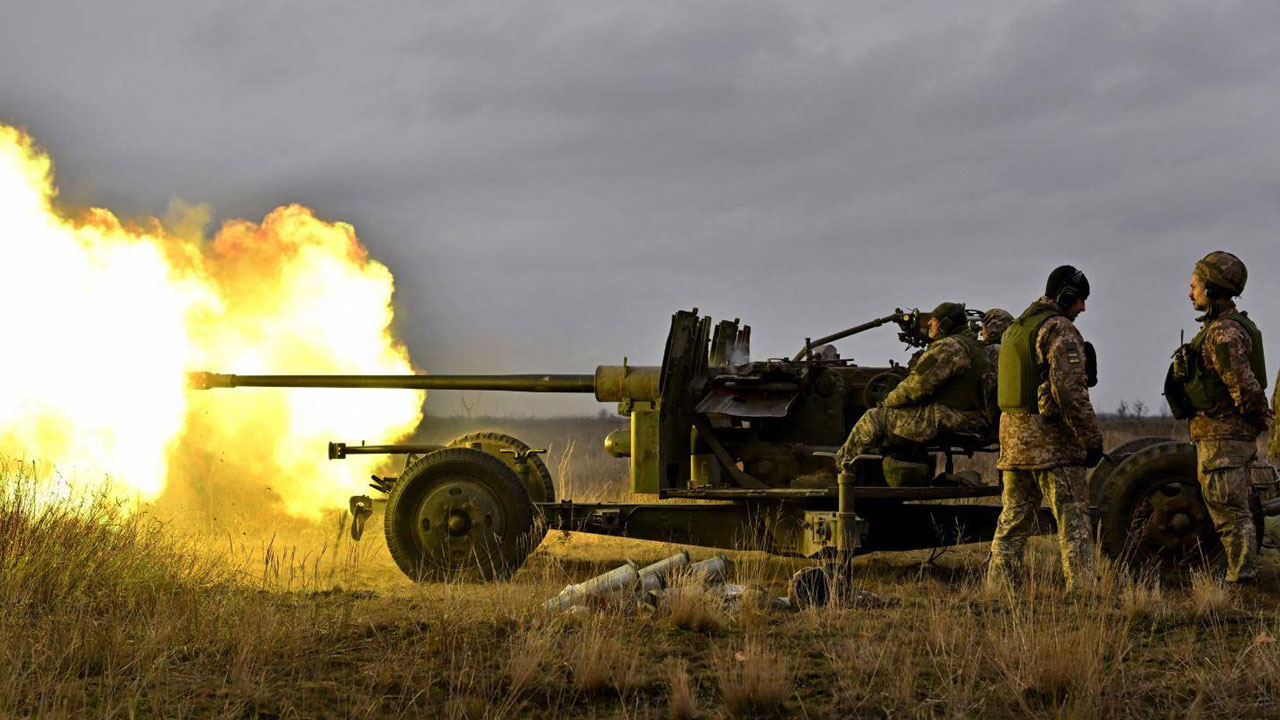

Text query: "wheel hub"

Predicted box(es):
[413, 476, 505, 564]
[447, 510, 472, 536]
[1131, 477, 1216, 564]
[1168, 512, 1194, 535]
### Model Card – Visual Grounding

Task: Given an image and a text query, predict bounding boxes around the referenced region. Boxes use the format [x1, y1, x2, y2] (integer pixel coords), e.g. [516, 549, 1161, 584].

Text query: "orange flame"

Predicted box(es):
[0, 124, 423, 517]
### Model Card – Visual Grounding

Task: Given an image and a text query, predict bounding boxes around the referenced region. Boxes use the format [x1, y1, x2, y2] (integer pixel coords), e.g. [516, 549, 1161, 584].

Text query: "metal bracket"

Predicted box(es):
[691, 415, 769, 489]
[349, 495, 373, 541]
[499, 447, 548, 464]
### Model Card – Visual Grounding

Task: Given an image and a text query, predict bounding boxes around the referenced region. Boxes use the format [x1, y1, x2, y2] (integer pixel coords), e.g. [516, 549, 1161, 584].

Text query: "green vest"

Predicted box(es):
[931, 331, 991, 411]
[1184, 309, 1267, 410]
[998, 304, 1062, 414]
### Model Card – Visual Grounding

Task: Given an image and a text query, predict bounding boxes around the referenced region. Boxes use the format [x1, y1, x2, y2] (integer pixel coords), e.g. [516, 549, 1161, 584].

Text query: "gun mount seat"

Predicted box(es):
[925, 431, 997, 453]
[921, 430, 999, 478]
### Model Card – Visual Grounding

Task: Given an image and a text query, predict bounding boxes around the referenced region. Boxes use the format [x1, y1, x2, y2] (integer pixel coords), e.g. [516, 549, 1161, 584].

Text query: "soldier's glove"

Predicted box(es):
[1245, 410, 1274, 433]
[1084, 445, 1105, 469]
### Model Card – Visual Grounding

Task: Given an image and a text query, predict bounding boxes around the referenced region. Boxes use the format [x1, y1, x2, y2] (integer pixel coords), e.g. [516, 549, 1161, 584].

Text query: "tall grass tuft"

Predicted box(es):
[714, 637, 792, 718]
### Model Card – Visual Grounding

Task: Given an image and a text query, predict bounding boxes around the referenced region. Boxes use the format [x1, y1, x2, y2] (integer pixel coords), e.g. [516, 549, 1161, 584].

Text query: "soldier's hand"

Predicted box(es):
[1247, 410, 1274, 433]
[834, 446, 851, 469]
[1084, 444, 1105, 469]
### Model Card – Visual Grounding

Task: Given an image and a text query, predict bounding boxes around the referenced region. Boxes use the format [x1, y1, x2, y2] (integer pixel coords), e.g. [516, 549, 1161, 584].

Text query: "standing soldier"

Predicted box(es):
[1167, 251, 1271, 583]
[982, 308, 1015, 369]
[987, 266, 1104, 593]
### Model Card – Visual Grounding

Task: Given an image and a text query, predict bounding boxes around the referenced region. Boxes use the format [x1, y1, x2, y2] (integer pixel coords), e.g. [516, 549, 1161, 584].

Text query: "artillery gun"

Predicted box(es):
[190, 309, 1280, 583]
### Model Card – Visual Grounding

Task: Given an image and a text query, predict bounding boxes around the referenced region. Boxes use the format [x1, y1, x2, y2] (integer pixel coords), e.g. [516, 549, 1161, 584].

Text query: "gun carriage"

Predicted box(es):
[191, 309, 1280, 583]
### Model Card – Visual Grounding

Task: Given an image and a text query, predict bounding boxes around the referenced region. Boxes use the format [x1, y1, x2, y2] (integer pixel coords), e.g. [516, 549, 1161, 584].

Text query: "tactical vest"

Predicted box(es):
[998, 305, 1061, 414]
[1184, 310, 1267, 411]
[931, 331, 991, 411]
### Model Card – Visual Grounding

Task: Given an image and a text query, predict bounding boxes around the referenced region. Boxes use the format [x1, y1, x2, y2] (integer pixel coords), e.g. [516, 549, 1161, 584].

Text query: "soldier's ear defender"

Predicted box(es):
[1205, 282, 1233, 300]
[1055, 268, 1087, 308]
[936, 303, 967, 335]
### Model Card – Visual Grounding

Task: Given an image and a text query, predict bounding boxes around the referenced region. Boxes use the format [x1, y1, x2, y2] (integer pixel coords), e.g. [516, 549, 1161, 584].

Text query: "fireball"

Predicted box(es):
[0, 123, 423, 516]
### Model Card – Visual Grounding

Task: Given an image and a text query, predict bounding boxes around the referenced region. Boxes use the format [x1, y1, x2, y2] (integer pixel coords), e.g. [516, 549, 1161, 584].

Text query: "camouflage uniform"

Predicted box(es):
[1188, 306, 1271, 581]
[836, 332, 990, 464]
[1273, 370, 1280, 464]
[982, 308, 1014, 370]
[988, 298, 1102, 592]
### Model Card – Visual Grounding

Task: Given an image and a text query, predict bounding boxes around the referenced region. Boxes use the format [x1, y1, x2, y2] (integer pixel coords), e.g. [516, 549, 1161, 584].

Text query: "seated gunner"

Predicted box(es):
[836, 302, 993, 467]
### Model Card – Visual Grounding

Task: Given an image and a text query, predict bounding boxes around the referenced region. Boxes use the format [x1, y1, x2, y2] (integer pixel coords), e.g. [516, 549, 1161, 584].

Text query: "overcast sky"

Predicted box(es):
[3, 0, 1279, 415]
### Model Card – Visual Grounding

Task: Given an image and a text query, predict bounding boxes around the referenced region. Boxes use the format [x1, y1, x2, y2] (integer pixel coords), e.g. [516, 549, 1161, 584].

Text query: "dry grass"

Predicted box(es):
[666, 659, 700, 720]
[567, 614, 647, 695]
[713, 638, 792, 718]
[662, 569, 729, 634]
[1190, 568, 1233, 618]
[3, 418, 1280, 718]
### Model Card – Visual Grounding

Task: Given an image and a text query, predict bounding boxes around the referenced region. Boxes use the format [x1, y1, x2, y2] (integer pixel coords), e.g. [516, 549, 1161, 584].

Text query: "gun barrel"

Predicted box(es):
[190, 372, 597, 393]
[792, 313, 901, 361]
[189, 364, 662, 403]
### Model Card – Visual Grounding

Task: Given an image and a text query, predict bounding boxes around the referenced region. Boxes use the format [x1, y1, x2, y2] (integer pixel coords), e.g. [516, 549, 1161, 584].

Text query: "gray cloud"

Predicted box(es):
[3, 0, 1279, 415]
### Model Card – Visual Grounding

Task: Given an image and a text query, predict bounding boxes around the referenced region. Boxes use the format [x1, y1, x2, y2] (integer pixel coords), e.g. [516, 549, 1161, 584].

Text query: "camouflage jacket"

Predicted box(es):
[1190, 312, 1273, 442]
[881, 334, 974, 409]
[998, 299, 1103, 470]
[985, 343, 1001, 374]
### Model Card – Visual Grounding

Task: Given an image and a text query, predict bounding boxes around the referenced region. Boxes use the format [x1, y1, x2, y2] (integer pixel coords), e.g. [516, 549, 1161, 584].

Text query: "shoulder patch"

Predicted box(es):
[1065, 344, 1082, 365]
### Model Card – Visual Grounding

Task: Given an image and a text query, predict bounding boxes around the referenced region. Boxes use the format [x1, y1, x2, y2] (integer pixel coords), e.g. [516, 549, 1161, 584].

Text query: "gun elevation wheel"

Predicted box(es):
[448, 432, 556, 503]
[1097, 441, 1222, 572]
[862, 372, 903, 408]
[384, 447, 540, 582]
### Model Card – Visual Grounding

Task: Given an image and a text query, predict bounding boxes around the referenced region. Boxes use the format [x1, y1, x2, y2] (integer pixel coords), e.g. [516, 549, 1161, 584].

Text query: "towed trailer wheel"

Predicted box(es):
[384, 447, 541, 581]
[1087, 435, 1176, 509]
[448, 432, 556, 503]
[1098, 441, 1223, 571]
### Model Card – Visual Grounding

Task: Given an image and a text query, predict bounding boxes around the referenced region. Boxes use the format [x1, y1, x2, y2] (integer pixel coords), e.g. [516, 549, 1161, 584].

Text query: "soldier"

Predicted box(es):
[982, 308, 1014, 369]
[1274, 375, 1280, 464]
[987, 266, 1104, 593]
[836, 302, 992, 464]
[1168, 251, 1271, 583]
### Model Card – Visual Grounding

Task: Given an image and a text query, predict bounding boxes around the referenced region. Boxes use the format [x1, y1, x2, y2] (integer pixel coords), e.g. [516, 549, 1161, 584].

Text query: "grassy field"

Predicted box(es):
[4, 417, 1280, 718]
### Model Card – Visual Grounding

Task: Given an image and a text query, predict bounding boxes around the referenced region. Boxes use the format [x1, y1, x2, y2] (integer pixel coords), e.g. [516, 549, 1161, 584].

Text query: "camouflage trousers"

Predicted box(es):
[837, 405, 986, 465]
[1196, 439, 1258, 582]
[986, 466, 1094, 593]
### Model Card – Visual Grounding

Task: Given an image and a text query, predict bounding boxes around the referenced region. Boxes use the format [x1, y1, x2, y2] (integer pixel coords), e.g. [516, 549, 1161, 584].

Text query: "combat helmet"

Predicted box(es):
[1194, 251, 1248, 297]
[982, 308, 1014, 342]
[929, 302, 968, 335]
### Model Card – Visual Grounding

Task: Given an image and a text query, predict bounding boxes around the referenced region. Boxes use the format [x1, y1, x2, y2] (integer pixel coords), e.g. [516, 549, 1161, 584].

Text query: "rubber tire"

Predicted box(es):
[384, 447, 539, 582]
[1087, 435, 1174, 508]
[448, 431, 556, 503]
[1097, 441, 1222, 572]
[1109, 436, 1177, 457]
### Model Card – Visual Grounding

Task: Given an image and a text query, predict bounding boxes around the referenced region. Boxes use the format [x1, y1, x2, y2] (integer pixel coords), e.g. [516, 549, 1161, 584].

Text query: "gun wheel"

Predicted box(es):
[448, 431, 556, 503]
[384, 447, 540, 582]
[1098, 441, 1224, 572]
[1086, 435, 1174, 509]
